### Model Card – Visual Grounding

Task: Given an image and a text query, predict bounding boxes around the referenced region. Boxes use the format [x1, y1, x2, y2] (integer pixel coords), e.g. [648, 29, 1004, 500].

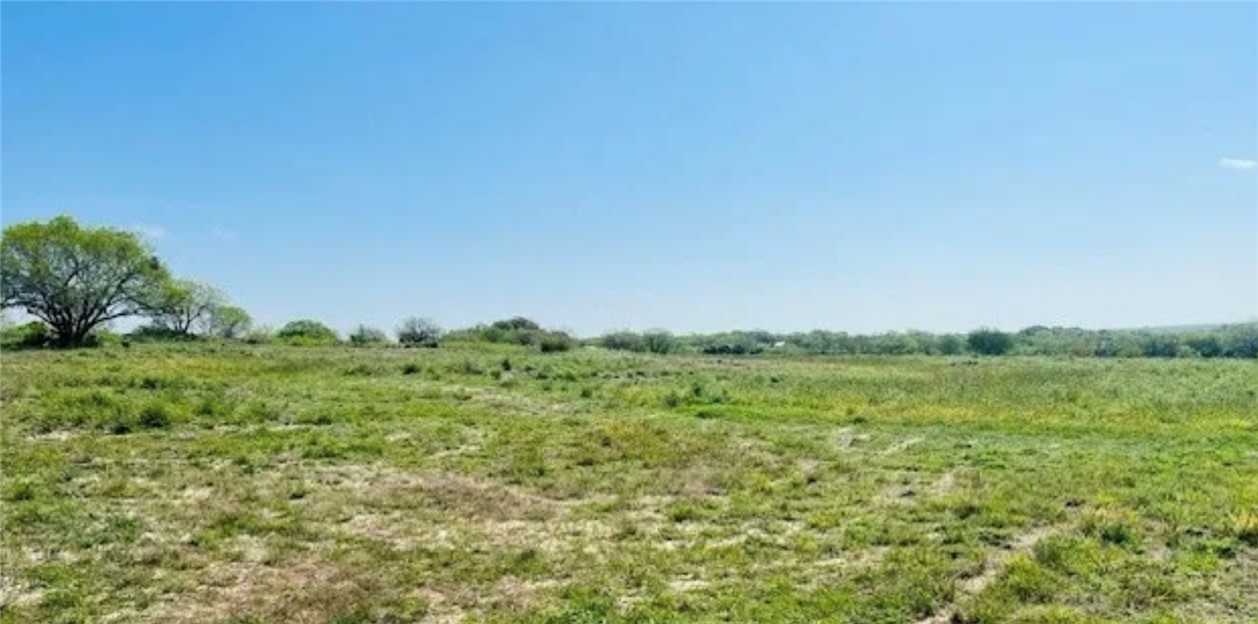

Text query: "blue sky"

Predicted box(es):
[3, 3, 1255, 336]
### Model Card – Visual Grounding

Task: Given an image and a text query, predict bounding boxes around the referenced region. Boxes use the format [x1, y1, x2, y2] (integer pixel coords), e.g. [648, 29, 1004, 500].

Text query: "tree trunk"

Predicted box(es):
[52, 322, 91, 348]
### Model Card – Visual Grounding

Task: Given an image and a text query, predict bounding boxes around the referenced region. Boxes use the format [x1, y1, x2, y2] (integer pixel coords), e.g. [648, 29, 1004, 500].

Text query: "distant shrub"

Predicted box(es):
[397, 317, 441, 348]
[700, 338, 764, 355]
[601, 331, 645, 352]
[600, 330, 677, 354]
[491, 317, 541, 332]
[694, 331, 773, 356]
[453, 318, 578, 352]
[1094, 332, 1143, 358]
[243, 326, 274, 345]
[642, 330, 679, 354]
[276, 320, 339, 346]
[1185, 334, 1223, 358]
[349, 325, 389, 346]
[967, 329, 1012, 356]
[937, 334, 964, 355]
[1219, 324, 1258, 358]
[1140, 333, 1181, 358]
[129, 324, 196, 342]
[539, 331, 576, 353]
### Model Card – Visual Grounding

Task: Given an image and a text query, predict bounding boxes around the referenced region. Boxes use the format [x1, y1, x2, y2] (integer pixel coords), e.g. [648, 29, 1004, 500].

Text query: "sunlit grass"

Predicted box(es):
[2, 343, 1255, 623]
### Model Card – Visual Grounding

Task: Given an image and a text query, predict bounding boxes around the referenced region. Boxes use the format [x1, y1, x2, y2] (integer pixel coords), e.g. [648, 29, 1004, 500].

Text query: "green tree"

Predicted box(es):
[601, 331, 646, 352]
[1, 216, 170, 347]
[147, 279, 225, 335]
[202, 305, 252, 339]
[937, 334, 964, 355]
[397, 317, 441, 347]
[967, 328, 1013, 356]
[491, 317, 541, 332]
[276, 319, 339, 345]
[642, 330, 679, 354]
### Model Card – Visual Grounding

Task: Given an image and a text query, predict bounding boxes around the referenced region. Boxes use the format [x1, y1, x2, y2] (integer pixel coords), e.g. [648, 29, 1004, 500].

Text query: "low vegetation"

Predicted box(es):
[2, 342, 1255, 623]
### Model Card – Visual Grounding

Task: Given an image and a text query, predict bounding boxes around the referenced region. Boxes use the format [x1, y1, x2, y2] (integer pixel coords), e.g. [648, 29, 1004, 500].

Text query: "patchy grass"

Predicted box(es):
[1, 343, 1255, 623]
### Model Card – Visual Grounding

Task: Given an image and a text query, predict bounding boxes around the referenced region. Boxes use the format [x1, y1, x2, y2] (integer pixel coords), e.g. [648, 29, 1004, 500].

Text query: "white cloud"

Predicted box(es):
[1219, 157, 1256, 170]
[212, 226, 237, 241]
[131, 224, 167, 240]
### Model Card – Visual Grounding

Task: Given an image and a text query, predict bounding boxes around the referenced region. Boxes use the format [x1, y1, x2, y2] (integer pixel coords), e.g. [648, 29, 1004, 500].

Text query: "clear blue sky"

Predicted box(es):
[3, 3, 1256, 336]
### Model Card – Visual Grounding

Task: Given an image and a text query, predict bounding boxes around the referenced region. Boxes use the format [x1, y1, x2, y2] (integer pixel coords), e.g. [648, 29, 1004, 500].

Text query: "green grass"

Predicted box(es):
[2, 343, 1256, 623]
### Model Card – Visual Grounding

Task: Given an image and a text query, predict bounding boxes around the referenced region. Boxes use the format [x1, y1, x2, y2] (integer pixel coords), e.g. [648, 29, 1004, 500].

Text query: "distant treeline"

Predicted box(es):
[598, 324, 1258, 359]
[3, 217, 1255, 358]
[5, 312, 1255, 359]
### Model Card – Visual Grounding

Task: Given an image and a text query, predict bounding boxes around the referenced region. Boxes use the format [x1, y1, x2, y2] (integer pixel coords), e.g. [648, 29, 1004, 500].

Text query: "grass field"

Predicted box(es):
[2, 344, 1256, 624]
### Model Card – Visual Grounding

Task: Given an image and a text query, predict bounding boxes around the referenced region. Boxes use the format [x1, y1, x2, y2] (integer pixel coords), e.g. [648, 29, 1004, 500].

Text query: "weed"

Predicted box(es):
[138, 403, 173, 429]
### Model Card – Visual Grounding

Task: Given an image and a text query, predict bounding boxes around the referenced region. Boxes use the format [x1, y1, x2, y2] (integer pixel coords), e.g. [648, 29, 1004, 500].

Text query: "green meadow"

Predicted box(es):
[2, 343, 1256, 624]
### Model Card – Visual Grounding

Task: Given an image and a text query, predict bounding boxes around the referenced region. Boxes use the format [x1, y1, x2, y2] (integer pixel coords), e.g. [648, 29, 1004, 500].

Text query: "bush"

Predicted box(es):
[1185, 334, 1223, 358]
[349, 325, 388, 346]
[967, 328, 1012, 356]
[1, 320, 51, 350]
[642, 330, 679, 354]
[601, 331, 645, 352]
[1219, 324, 1258, 358]
[276, 320, 339, 346]
[128, 324, 197, 342]
[243, 327, 274, 345]
[491, 317, 541, 332]
[397, 317, 441, 348]
[538, 331, 576, 353]
[937, 334, 964, 355]
[1140, 333, 1180, 358]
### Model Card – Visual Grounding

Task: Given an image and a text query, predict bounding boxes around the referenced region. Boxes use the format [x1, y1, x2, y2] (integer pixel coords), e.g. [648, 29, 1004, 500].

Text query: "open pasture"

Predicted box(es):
[2, 344, 1256, 624]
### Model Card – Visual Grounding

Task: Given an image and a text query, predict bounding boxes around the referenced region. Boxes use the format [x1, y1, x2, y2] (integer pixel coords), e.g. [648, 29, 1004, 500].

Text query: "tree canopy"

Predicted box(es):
[147, 279, 225, 335]
[276, 319, 339, 345]
[202, 305, 252, 339]
[1, 216, 170, 347]
[397, 317, 441, 347]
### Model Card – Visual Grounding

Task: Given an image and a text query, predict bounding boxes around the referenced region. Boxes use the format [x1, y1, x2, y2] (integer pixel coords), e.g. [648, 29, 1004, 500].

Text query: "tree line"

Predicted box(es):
[594, 324, 1258, 358]
[3, 216, 1255, 358]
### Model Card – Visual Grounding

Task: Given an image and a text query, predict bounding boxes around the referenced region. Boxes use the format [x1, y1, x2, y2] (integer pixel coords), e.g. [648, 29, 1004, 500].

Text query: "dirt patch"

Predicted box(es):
[146, 559, 367, 624]
[0, 573, 44, 610]
[883, 436, 923, 455]
[929, 470, 957, 497]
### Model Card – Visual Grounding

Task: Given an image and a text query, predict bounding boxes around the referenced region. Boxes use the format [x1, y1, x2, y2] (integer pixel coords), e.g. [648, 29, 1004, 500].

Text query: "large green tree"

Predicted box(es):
[1, 216, 170, 347]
